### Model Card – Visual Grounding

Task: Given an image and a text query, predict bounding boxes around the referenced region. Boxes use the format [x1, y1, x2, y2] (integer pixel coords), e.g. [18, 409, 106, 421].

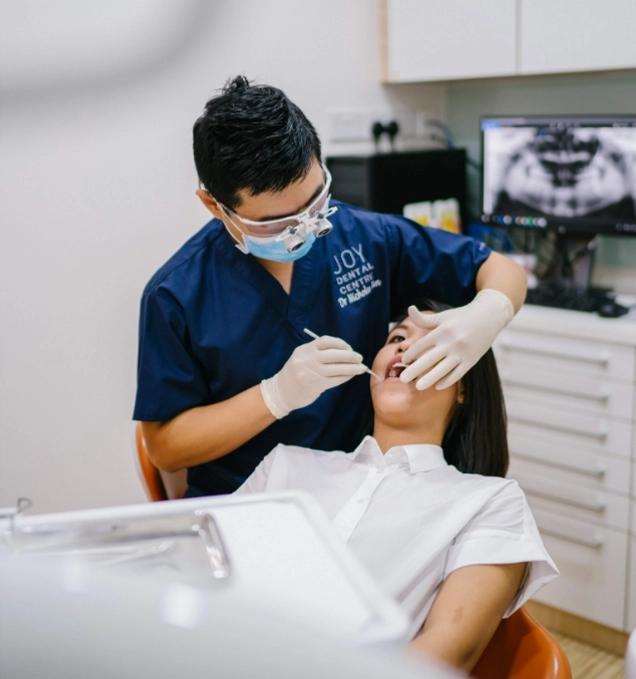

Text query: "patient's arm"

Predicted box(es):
[408, 562, 527, 674]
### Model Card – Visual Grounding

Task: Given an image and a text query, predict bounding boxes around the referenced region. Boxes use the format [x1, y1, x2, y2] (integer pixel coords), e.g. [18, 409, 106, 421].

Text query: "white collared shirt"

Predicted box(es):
[235, 436, 558, 640]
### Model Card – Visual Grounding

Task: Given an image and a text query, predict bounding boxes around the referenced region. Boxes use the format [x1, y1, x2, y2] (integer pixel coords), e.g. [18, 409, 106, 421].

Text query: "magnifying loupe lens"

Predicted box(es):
[286, 233, 305, 252]
[315, 219, 333, 237]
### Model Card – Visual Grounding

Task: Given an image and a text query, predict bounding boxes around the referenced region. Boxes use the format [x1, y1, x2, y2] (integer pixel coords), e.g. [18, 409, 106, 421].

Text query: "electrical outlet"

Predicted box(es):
[329, 109, 391, 142]
[330, 108, 420, 142]
[329, 108, 429, 142]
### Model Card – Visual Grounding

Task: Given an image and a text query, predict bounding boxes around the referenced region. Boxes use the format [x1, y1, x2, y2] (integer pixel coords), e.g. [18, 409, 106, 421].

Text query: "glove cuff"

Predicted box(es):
[474, 289, 515, 329]
[260, 376, 290, 420]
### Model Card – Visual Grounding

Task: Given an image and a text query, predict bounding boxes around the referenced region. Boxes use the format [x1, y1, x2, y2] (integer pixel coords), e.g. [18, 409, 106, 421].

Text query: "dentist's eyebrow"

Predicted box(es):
[257, 180, 325, 222]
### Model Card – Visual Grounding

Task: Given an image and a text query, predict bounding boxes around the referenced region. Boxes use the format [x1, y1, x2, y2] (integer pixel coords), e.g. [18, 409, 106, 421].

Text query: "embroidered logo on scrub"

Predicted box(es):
[332, 243, 381, 308]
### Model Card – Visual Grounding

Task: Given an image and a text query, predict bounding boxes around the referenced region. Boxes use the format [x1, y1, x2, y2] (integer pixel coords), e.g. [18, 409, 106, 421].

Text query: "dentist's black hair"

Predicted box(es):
[193, 75, 322, 210]
[387, 299, 509, 478]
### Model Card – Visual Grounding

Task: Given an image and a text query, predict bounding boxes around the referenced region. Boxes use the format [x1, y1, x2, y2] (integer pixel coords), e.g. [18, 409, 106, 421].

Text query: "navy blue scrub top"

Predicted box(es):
[133, 201, 491, 496]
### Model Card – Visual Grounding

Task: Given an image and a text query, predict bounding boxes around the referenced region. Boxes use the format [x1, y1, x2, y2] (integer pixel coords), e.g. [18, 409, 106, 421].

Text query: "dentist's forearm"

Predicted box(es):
[475, 251, 527, 313]
[141, 385, 276, 472]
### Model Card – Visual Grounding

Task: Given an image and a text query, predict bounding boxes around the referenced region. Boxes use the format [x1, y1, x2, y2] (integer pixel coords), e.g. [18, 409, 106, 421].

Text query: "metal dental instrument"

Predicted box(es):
[303, 328, 382, 380]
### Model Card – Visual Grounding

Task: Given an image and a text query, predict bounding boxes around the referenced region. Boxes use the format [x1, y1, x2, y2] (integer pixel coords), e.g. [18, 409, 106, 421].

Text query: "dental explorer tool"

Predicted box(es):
[303, 328, 382, 380]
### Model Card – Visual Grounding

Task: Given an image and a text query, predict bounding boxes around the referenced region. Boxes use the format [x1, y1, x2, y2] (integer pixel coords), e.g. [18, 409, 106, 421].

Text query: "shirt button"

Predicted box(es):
[356, 498, 364, 504]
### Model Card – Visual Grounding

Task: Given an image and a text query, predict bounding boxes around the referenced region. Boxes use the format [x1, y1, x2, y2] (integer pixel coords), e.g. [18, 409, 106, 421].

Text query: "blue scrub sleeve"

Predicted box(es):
[384, 216, 491, 312]
[133, 289, 209, 422]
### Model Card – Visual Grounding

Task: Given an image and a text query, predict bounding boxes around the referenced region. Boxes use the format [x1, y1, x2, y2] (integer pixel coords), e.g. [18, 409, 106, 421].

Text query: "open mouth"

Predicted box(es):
[385, 360, 407, 380]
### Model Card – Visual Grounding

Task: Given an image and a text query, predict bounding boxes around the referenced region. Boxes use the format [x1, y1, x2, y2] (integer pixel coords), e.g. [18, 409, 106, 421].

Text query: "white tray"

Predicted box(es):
[1, 491, 410, 647]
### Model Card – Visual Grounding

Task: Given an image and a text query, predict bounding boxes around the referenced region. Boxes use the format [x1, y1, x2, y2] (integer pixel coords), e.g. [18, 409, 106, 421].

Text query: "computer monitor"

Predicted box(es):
[480, 115, 636, 291]
[480, 115, 636, 237]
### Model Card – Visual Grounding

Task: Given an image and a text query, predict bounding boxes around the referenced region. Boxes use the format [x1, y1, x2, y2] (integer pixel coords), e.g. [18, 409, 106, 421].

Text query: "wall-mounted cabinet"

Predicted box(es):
[382, 0, 516, 82]
[382, 0, 636, 83]
[519, 0, 636, 76]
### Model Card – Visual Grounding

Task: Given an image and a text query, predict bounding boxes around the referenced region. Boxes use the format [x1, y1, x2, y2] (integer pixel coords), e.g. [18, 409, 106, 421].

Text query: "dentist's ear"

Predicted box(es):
[196, 189, 224, 220]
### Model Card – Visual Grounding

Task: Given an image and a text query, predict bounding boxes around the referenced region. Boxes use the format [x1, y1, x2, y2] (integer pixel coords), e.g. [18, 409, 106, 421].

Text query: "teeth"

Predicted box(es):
[386, 362, 407, 379]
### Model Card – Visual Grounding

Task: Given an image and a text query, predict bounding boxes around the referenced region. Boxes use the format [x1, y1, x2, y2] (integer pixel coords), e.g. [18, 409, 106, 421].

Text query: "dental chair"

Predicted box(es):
[134, 423, 187, 501]
[135, 429, 570, 678]
[471, 606, 571, 679]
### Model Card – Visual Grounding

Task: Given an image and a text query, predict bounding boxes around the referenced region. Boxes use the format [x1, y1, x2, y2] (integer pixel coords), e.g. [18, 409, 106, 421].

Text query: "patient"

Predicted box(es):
[235, 300, 558, 673]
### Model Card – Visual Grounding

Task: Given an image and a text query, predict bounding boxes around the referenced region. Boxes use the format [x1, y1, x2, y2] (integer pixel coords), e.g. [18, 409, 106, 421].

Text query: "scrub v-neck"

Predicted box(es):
[223, 233, 316, 334]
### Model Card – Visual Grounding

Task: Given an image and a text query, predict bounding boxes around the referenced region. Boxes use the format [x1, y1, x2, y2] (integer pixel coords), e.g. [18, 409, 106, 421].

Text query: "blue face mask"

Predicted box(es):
[235, 230, 317, 262]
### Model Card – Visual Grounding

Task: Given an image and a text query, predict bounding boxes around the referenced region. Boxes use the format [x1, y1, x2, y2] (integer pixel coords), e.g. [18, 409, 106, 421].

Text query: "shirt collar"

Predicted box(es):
[353, 436, 448, 474]
[400, 443, 448, 473]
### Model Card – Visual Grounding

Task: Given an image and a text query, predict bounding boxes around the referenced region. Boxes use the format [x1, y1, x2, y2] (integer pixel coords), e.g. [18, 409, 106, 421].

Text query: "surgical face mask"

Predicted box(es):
[212, 165, 337, 261]
[237, 229, 317, 262]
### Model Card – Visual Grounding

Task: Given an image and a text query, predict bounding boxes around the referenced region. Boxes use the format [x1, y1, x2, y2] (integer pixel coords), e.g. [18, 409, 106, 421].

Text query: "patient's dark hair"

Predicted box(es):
[392, 299, 509, 478]
[193, 75, 322, 210]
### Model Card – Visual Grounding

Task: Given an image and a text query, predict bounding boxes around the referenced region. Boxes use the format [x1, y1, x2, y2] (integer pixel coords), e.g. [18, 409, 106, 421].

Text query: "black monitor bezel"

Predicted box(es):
[479, 114, 636, 237]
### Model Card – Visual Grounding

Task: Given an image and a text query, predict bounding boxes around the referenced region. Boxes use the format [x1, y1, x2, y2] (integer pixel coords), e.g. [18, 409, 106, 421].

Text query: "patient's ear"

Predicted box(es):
[456, 384, 465, 404]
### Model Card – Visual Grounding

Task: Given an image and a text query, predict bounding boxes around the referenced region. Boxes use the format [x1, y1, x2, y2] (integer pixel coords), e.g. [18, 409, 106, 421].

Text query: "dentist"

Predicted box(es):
[133, 76, 527, 497]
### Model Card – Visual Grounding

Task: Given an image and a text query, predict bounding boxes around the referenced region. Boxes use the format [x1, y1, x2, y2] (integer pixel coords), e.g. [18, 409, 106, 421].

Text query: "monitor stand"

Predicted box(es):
[545, 233, 602, 290]
[522, 232, 621, 313]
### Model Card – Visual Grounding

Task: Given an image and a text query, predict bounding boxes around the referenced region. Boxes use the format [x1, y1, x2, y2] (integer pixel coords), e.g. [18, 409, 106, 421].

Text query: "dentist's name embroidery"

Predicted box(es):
[332, 244, 381, 308]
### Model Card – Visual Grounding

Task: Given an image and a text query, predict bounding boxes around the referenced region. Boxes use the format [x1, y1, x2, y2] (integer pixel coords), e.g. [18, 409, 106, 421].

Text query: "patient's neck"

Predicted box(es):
[372, 417, 446, 454]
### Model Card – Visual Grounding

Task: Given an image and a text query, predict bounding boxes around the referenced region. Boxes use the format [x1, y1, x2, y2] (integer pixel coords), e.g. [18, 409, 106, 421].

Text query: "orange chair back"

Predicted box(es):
[472, 606, 571, 679]
[135, 423, 169, 501]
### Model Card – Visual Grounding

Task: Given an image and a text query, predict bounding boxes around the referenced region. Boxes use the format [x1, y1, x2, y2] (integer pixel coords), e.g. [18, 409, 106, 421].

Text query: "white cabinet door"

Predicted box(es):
[506, 400, 633, 459]
[494, 330, 636, 383]
[508, 431, 632, 495]
[519, 0, 636, 75]
[384, 0, 516, 82]
[510, 463, 630, 531]
[531, 508, 628, 630]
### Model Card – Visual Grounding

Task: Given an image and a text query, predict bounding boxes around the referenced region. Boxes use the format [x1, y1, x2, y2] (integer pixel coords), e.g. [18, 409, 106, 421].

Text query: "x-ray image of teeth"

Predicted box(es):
[483, 126, 636, 220]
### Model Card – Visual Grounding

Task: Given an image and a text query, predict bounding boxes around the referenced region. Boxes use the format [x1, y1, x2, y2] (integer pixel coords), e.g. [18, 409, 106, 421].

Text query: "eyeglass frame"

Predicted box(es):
[213, 165, 334, 238]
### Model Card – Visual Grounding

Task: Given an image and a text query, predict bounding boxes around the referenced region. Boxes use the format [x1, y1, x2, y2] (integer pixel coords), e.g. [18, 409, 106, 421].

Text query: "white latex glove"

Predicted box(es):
[399, 289, 515, 391]
[260, 336, 366, 419]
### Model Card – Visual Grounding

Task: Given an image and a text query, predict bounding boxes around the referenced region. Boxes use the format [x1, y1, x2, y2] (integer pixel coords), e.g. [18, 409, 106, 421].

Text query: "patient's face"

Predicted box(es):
[370, 315, 459, 426]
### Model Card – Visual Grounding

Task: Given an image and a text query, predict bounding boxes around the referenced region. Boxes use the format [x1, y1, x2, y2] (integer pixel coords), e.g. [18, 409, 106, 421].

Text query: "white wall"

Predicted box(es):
[0, 0, 443, 513]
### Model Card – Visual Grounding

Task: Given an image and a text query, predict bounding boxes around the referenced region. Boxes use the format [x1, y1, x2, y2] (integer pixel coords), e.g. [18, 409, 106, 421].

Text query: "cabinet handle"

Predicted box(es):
[195, 512, 231, 579]
[521, 482, 606, 512]
[533, 490, 605, 512]
[504, 378, 610, 402]
[498, 340, 610, 366]
[538, 526, 604, 550]
[512, 451, 605, 478]
[510, 414, 608, 440]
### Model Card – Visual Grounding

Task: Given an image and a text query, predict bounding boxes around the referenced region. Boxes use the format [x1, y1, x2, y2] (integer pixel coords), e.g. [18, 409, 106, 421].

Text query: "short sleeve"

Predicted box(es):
[133, 288, 210, 422]
[444, 481, 559, 618]
[383, 215, 491, 313]
[233, 446, 280, 495]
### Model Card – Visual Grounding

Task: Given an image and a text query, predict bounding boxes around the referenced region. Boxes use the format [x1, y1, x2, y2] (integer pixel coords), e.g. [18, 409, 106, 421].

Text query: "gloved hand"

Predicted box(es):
[260, 336, 366, 419]
[400, 289, 515, 391]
